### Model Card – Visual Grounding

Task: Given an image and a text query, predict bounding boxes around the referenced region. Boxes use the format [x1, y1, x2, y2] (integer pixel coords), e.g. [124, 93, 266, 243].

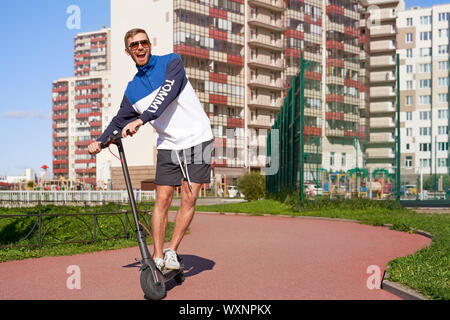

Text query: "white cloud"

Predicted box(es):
[2, 110, 51, 120]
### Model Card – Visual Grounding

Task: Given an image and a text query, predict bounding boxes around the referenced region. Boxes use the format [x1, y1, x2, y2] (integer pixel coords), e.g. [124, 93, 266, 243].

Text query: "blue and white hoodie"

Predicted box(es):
[98, 53, 213, 150]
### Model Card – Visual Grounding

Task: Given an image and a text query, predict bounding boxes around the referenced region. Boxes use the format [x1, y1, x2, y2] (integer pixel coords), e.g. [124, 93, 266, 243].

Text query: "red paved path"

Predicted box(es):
[0, 213, 431, 300]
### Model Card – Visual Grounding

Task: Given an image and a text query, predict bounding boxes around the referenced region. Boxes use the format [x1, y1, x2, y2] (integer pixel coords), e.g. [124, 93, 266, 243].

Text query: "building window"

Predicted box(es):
[341, 153, 346, 167]
[406, 65, 413, 73]
[406, 48, 413, 57]
[420, 15, 432, 25]
[405, 33, 413, 43]
[405, 97, 412, 106]
[438, 93, 448, 102]
[438, 142, 449, 151]
[405, 156, 412, 167]
[406, 111, 412, 120]
[419, 31, 432, 41]
[406, 80, 413, 89]
[419, 96, 431, 104]
[438, 125, 449, 134]
[419, 63, 432, 72]
[438, 158, 448, 167]
[406, 143, 410, 150]
[438, 109, 449, 119]
[419, 127, 431, 136]
[330, 152, 335, 166]
[438, 77, 449, 87]
[420, 158, 431, 167]
[439, 28, 449, 38]
[420, 143, 432, 151]
[406, 17, 413, 26]
[439, 45, 449, 54]
[406, 128, 412, 136]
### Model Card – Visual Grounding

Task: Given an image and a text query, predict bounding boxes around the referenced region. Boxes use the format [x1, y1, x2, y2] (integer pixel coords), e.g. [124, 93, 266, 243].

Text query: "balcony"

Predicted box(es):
[370, 40, 396, 53]
[52, 114, 68, 121]
[53, 150, 68, 156]
[53, 141, 68, 147]
[248, 96, 282, 110]
[366, 147, 395, 159]
[248, 0, 284, 12]
[53, 169, 69, 174]
[369, 101, 395, 113]
[370, 117, 395, 128]
[370, 133, 395, 143]
[248, 77, 284, 91]
[370, 86, 396, 98]
[369, 24, 396, 38]
[370, 71, 395, 83]
[248, 119, 273, 129]
[248, 15, 284, 32]
[248, 56, 284, 71]
[248, 36, 284, 52]
[370, 55, 396, 67]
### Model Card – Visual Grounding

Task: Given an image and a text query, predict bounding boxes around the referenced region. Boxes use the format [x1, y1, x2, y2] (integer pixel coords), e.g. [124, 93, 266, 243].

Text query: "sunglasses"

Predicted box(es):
[128, 40, 150, 51]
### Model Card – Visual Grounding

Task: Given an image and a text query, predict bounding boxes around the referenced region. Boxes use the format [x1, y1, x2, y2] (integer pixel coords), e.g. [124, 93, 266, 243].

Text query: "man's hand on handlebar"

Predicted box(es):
[122, 118, 143, 138]
[88, 141, 102, 155]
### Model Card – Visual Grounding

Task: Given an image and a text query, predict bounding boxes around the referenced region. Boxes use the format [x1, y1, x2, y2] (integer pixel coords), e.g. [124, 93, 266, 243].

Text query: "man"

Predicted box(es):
[88, 28, 214, 271]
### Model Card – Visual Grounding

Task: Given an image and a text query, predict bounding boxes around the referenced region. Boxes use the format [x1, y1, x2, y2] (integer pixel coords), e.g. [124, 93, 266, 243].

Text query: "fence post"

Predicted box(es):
[37, 210, 42, 247]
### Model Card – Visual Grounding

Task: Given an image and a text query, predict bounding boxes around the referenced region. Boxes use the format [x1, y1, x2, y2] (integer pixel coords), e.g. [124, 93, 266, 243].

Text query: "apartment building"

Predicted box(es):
[397, 4, 450, 178]
[361, 0, 404, 173]
[51, 28, 113, 188]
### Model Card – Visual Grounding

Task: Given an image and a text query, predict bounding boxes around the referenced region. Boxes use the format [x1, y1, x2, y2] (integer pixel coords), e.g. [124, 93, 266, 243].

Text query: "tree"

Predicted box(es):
[237, 172, 266, 201]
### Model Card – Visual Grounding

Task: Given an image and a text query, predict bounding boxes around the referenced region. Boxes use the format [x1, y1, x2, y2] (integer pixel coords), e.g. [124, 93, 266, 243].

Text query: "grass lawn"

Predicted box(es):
[193, 198, 450, 300]
[0, 203, 174, 263]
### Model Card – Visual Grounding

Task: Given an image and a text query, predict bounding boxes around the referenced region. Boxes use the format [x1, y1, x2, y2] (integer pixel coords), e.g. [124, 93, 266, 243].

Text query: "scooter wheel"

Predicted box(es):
[174, 272, 185, 284]
[140, 267, 166, 300]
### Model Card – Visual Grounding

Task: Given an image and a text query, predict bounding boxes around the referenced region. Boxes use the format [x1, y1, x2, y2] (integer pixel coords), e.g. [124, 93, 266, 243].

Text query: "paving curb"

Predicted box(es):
[190, 211, 433, 300]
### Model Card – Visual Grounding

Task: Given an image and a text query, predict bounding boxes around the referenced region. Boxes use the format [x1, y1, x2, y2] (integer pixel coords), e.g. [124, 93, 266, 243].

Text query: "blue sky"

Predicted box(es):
[0, 0, 110, 177]
[0, 0, 447, 177]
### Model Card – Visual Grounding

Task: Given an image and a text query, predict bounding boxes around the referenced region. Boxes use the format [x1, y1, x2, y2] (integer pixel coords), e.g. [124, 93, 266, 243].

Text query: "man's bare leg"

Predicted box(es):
[168, 181, 202, 252]
[152, 185, 175, 259]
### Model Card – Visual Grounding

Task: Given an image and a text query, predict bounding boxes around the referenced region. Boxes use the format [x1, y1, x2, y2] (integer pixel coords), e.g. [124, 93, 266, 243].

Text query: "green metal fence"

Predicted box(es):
[266, 53, 450, 207]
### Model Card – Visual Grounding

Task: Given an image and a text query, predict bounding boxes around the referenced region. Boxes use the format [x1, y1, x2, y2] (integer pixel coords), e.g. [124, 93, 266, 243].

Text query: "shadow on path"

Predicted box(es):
[122, 254, 215, 295]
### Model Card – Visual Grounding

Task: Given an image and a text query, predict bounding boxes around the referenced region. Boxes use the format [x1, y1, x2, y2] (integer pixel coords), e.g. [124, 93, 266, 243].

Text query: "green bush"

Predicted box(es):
[237, 172, 266, 201]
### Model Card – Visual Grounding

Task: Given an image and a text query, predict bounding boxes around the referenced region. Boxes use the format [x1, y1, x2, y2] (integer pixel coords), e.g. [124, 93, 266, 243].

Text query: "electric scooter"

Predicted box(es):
[98, 129, 185, 300]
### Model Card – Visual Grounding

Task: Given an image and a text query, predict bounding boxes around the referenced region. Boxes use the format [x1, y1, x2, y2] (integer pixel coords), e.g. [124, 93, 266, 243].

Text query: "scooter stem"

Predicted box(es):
[115, 139, 152, 265]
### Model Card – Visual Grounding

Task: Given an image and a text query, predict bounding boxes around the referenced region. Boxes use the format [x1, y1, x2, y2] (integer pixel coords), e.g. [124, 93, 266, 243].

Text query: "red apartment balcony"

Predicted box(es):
[304, 126, 322, 136]
[75, 159, 96, 164]
[53, 141, 68, 147]
[53, 150, 68, 156]
[75, 83, 102, 91]
[52, 105, 68, 112]
[91, 36, 107, 42]
[326, 58, 345, 68]
[52, 87, 68, 93]
[209, 29, 227, 41]
[75, 150, 90, 155]
[326, 94, 345, 103]
[344, 27, 359, 37]
[90, 130, 102, 136]
[344, 79, 361, 89]
[75, 140, 94, 147]
[75, 168, 97, 174]
[326, 112, 345, 121]
[305, 71, 321, 81]
[326, 40, 344, 51]
[53, 96, 68, 102]
[209, 94, 227, 105]
[209, 72, 227, 84]
[174, 44, 209, 59]
[76, 111, 101, 119]
[227, 54, 244, 66]
[285, 48, 301, 58]
[75, 60, 90, 66]
[326, 5, 344, 16]
[53, 160, 68, 165]
[89, 121, 102, 127]
[285, 29, 304, 40]
[75, 53, 90, 59]
[209, 7, 227, 19]
[53, 169, 68, 174]
[52, 114, 68, 121]
[344, 131, 359, 138]
[227, 118, 244, 128]
[75, 93, 102, 100]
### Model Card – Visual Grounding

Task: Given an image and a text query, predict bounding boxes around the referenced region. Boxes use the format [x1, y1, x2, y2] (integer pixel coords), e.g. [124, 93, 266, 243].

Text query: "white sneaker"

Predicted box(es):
[153, 257, 165, 272]
[163, 248, 180, 270]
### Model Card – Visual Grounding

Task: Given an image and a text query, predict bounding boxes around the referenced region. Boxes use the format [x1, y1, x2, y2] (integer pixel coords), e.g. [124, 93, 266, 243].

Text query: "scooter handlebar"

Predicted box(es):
[98, 126, 140, 149]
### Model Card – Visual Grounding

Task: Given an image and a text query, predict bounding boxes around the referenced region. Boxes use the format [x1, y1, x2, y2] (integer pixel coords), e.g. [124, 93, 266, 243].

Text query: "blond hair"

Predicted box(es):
[124, 28, 149, 48]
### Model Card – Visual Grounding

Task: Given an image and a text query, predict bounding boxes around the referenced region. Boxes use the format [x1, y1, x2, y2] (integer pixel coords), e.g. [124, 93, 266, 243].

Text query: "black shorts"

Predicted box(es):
[155, 139, 213, 186]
